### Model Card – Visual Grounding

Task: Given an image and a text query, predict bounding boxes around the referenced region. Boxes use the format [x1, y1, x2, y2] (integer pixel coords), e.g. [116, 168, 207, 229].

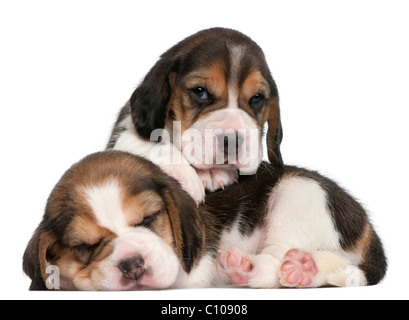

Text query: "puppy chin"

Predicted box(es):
[183, 145, 262, 176]
[237, 163, 260, 176]
[236, 149, 263, 176]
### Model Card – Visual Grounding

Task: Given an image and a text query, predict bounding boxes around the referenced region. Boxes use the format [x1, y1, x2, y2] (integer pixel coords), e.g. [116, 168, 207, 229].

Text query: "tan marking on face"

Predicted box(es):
[233, 71, 271, 127]
[206, 65, 227, 97]
[183, 65, 228, 99]
[122, 190, 165, 226]
[168, 64, 229, 134]
[54, 240, 116, 291]
[51, 248, 81, 288]
[241, 71, 270, 101]
[65, 214, 113, 246]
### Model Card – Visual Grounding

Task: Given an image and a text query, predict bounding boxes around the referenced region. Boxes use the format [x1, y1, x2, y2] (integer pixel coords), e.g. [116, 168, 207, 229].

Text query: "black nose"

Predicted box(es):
[217, 132, 244, 157]
[118, 257, 145, 281]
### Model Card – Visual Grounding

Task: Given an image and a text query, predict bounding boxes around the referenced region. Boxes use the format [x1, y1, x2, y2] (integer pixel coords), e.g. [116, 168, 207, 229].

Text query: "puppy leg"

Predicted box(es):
[113, 116, 205, 204]
[217, 247, 366, 288]
[152, 140, 206, 204]
[217, 246, 284, 288]
[279, 249, 366, 287]
[217, 174, 373, 288]
[160, 163, 205, 204]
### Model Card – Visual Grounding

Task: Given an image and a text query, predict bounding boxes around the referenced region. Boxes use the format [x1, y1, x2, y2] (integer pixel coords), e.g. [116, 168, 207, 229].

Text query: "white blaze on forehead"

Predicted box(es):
[227, 87, 239, 109]
[84, 179, 128, 235]
[227, 44, 246, 109]
[228, 44, 246, 81]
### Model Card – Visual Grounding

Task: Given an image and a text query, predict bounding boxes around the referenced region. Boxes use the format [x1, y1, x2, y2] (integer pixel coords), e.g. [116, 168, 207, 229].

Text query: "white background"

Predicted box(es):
[1, 0, 408, 300]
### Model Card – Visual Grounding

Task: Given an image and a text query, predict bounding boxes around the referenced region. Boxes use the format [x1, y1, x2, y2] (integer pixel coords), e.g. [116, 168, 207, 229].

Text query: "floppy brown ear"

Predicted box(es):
[266, 97, 284, 167]
[23, 227, 57, 290]
[130, 53, 179, 140]
[161, 178, 205, 273]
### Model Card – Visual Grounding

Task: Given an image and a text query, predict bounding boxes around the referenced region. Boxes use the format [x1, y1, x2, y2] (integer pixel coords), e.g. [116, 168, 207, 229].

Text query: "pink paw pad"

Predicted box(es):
[279, 249, 318, 288]
[217, 249, 253, 285]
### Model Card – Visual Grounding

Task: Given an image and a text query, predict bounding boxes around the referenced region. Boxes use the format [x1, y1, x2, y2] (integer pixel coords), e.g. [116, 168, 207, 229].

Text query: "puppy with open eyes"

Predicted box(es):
[107, 28, 283, 204]
[23, 151, 386, 290]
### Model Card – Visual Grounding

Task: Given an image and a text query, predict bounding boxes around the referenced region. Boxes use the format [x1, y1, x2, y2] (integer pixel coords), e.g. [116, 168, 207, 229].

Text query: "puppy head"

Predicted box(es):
[23, 152, 204, 290]
[130, 28, 283, 173]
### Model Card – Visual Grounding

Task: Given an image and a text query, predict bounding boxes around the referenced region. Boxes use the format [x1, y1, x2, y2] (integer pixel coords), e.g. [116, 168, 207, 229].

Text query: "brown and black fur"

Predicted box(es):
[200, 163, 387, 285]
[23, 152, 204, 290]
[23, 152, 387, 290]
[107, 27, 283, 167]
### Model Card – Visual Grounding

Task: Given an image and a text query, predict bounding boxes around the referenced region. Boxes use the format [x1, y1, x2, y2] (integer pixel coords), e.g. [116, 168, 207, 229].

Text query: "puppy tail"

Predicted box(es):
[359, 227, 388, 286]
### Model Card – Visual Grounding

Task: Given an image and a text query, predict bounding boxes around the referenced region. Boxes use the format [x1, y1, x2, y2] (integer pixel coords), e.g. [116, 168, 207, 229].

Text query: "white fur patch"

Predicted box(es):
[212, 176, 366, 288]
[173, 254, 215, 288]
[228, 45, 246, 83]
[218, 221, 264, 255]
[113, 115, 156, 159]
[85, 179, 127, 235]
[265, 176, 341, 251]
[227, 87, 239, 109]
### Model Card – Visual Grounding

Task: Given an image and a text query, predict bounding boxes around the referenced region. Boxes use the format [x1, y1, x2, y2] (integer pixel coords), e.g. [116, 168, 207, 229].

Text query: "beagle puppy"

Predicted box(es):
[107, 28, 283, 204]
[23, 152, 387, 290]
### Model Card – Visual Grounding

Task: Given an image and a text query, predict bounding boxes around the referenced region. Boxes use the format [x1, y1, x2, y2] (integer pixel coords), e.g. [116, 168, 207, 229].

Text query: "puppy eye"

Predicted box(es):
[192, 87, 208, 100]
[75, 243, 92, 252]
[135, 211, 161, 228]
[249, 93, 264, 105]
[74, 243, 99, 265]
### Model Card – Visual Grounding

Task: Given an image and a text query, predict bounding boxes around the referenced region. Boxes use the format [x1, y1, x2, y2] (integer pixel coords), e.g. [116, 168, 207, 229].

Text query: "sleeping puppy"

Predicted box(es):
[107, 28, 283, 204]
[23, 151, 387, 290]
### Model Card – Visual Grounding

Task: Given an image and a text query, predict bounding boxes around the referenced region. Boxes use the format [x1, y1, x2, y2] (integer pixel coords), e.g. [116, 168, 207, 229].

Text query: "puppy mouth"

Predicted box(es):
[119, 268, 146, 290]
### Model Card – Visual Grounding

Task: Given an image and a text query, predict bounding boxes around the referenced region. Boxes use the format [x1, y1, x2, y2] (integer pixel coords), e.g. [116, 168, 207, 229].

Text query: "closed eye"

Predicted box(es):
[74, 241, 102, 265]
[135, 211, 161, 228]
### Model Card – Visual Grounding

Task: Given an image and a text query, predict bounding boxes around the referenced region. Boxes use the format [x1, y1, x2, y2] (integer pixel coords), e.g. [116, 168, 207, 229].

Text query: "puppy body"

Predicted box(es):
[177, 163, 387, 288]
[107, 28, 283, 203]
[23, 152, 386, 290]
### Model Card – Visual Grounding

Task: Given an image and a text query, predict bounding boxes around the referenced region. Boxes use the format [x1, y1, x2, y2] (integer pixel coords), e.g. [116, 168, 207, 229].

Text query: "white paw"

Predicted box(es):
[160, 163, 205, 204]
[196, 167, 238, 192]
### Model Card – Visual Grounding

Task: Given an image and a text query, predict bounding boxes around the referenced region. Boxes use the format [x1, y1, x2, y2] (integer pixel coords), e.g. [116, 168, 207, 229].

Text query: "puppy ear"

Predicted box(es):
[23, 227, 57, 290]
[130, 55, 179, 140]
[266, 97, 284, 167]
[162, 178, 205, 273]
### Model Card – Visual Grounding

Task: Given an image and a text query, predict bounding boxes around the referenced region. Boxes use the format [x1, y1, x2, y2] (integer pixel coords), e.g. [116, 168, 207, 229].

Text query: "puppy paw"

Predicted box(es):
[217, 249, 254, 285]
[197, 167, 238, 192]
[279, 249, 318, 288]
[161, 164, 205, 204]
